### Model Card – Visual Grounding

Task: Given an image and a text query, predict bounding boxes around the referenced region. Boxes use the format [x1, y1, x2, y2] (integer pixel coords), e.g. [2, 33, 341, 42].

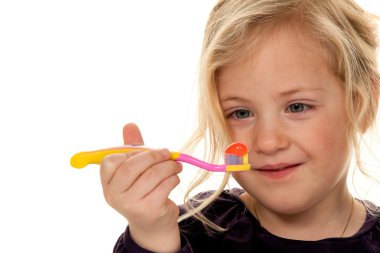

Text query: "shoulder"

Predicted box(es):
[360, 200, 380, 228]
[187, 188, 245, 206]
[180, 188, 245, 213]
[179, 188, 249, 228]
[177, 189, 258, 252]
[353, 200, 380, 249]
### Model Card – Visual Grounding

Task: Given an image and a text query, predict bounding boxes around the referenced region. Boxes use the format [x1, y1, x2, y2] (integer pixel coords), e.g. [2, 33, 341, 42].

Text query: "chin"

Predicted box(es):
[251, 187, 319, 215]
[274, 195, 325, 217]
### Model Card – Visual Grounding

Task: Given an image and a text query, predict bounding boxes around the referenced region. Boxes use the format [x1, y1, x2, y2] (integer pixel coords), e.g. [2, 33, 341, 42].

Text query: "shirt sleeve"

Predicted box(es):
[113, 226, 194, 253]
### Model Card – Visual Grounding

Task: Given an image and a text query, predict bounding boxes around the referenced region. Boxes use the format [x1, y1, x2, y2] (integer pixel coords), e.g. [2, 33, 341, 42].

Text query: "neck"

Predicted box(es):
[244, 186, 364, 240]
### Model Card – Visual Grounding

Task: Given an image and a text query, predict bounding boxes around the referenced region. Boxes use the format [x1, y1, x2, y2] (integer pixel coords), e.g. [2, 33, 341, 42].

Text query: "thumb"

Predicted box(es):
[123, 123, 144, 146]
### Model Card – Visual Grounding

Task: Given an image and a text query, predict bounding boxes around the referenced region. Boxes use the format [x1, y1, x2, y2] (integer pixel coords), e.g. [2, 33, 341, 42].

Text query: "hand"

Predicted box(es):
[100, 123, 182, 252]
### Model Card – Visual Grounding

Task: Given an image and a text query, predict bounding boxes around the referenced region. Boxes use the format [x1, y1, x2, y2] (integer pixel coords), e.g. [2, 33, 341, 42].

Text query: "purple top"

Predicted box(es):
[114, 188, 380, 253]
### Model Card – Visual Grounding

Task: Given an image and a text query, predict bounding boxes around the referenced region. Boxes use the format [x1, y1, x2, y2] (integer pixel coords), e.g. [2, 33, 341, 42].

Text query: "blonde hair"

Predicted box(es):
[180, 0, 380, 232]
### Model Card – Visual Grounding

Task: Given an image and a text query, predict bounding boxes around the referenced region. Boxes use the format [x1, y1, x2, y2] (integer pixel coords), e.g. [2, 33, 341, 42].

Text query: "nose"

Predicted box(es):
[251, 119, 289, 155]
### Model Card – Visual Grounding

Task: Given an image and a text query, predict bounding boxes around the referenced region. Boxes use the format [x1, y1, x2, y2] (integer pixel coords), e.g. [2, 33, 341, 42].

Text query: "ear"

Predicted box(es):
[123, 123, 144, 146]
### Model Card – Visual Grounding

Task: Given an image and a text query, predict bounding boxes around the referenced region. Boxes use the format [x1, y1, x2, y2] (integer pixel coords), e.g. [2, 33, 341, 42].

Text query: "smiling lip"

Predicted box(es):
[253, 163, 300, 179]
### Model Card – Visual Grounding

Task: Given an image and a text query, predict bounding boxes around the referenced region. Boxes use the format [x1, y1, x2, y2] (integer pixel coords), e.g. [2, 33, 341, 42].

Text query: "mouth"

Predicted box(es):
[252, 163, 301, 179]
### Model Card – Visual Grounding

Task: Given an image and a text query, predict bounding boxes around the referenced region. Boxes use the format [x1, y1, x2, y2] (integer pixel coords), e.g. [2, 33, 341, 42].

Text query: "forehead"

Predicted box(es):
[227, 20, 330, 69]
[217, 23, 341, 98]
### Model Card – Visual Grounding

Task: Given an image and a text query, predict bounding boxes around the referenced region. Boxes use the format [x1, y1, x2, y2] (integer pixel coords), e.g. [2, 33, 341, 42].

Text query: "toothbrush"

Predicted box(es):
[70, 142, 251, 172]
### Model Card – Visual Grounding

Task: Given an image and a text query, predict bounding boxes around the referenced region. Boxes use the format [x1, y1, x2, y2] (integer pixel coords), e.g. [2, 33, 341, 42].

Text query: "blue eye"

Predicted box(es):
[286, 103, 311, 113]
[231, 109, 252, 119]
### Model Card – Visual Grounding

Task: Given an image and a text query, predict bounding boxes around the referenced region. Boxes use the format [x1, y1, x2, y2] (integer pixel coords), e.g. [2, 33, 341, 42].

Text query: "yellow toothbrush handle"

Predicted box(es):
[70, 147, 181, 169]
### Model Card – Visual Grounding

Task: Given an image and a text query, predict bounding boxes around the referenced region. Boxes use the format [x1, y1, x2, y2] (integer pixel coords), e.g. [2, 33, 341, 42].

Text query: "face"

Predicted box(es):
[218, 25, 351, 215]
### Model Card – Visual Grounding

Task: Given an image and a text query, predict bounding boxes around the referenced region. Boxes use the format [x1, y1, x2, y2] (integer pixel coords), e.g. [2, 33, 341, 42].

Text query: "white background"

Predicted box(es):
[0, 1, 379, 252]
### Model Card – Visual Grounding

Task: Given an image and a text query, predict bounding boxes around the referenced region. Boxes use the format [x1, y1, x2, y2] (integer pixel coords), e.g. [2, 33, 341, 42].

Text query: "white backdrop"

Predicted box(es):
[0, 1, 379, 252]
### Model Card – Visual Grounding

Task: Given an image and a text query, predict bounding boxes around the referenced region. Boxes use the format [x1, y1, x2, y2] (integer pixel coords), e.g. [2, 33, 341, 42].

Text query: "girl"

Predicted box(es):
[101, 0, 380, 252]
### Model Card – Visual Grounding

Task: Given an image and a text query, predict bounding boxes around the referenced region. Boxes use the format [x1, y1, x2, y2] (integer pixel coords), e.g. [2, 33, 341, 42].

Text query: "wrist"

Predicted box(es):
[129, 224, 181, 253]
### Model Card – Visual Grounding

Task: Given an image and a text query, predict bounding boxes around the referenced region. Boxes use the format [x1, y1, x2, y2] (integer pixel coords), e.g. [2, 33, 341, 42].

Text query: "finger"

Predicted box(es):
[123, 123, 144, 146]
[127, 160, 182, 200]
[100, 151, 141, 186]
[142, 172, 181, 212]
[108, 149, 171, 195]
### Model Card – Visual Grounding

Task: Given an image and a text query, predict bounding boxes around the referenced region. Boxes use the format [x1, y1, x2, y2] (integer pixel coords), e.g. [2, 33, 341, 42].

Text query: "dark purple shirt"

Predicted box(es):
[114, 188, 380, 252]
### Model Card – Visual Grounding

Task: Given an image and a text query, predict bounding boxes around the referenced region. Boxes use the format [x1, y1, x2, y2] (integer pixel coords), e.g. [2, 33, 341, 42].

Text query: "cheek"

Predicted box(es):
[300, 116, 350, 168]
[229, 126, 253, 143]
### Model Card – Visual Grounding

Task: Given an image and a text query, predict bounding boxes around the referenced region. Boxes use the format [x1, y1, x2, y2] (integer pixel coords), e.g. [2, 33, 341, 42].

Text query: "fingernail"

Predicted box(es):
[177, 163, 183, 172]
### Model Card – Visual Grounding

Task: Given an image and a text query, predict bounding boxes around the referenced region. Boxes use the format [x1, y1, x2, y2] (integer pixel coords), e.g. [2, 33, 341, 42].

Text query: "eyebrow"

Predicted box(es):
[220, 86, 325, 103]
[219, 96, 251, 104]
[277, 87, 325, 97]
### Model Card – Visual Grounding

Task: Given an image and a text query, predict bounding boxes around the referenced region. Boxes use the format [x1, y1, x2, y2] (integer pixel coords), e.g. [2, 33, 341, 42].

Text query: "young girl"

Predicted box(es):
[100, 0, 380, 252]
